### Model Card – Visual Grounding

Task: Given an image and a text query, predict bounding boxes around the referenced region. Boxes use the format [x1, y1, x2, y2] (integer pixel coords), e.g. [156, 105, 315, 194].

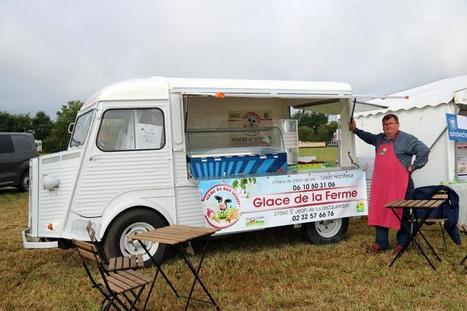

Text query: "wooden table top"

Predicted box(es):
[384, 199, 445, 209]
[129, 225, 218, 245]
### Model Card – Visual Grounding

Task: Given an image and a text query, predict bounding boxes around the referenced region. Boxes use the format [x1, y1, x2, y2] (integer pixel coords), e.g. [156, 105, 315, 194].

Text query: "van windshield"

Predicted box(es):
[70, 110, 94, 147]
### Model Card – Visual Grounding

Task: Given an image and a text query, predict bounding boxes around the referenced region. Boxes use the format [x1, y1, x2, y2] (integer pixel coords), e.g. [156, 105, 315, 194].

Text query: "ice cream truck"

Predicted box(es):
[22, 77, 374, 263]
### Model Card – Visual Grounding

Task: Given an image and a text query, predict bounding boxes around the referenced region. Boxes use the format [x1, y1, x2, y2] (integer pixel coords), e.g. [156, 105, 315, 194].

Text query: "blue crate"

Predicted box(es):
[188, 152, 287, 179]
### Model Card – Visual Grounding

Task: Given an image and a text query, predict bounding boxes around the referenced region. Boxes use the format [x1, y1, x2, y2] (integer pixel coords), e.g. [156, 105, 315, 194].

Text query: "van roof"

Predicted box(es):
[82, 77, 352, 111]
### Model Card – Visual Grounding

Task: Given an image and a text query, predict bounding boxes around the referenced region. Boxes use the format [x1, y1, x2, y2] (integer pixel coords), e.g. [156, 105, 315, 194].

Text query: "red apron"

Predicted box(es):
[368, 139, 409, 230]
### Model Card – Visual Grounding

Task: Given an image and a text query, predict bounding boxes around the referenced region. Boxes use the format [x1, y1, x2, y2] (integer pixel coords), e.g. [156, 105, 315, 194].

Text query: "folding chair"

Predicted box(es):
[73, 239, 152, 311]
[86, 222, 145, 273]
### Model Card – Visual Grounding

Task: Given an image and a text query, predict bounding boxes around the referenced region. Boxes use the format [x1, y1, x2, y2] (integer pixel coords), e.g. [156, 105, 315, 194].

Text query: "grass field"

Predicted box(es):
[0, 189, 466, 310]
[299, 147, 338, 164]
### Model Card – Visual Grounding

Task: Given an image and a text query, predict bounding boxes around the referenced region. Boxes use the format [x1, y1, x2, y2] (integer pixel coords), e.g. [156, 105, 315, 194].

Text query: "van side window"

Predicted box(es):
[12, 135, 34, 152]
[70, 110, 94, 147]
[97, 108, 165, 151]
[0, 135, 14, 153]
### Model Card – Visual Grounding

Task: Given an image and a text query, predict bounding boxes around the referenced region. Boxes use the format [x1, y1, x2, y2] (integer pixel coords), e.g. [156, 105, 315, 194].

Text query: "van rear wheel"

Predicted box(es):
[103, 208, 168, 265]
[301, 218, 349, 244]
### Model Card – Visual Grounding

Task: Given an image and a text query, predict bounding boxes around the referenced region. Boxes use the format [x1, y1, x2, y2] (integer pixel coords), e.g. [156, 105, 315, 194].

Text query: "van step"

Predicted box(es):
[22, 228, 58, 249]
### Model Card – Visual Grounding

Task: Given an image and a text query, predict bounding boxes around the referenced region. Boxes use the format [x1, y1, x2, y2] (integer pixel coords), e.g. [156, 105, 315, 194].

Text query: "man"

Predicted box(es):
[348, 114, 429, 254]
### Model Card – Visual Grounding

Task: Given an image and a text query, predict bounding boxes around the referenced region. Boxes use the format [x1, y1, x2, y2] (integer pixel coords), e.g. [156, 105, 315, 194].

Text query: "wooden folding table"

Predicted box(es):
[130, 225, 220, 310]
[385, 199, 446, 270]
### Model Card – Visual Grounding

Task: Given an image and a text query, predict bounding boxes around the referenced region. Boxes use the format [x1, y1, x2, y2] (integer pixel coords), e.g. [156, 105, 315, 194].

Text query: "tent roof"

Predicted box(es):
[356, 75, 467, 117]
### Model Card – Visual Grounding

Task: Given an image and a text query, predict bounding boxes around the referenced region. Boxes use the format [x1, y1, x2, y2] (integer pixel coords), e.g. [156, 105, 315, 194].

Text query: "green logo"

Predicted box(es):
[245, 216, 265, 227]
[356, 201, 365, 212]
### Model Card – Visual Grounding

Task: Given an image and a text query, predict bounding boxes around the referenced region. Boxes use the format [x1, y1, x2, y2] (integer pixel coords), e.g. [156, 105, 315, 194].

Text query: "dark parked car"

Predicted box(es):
[0, 132, 38, 191]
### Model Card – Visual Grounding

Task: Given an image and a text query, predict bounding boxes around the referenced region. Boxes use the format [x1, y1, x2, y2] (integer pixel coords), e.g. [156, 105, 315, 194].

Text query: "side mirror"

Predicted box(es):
[67, 122, 75, 134]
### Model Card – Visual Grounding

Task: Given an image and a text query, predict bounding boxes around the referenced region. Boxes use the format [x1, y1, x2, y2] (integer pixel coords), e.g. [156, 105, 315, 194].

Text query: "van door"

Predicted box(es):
[71, 101, 175, 219]
[34, 110, 94, 238]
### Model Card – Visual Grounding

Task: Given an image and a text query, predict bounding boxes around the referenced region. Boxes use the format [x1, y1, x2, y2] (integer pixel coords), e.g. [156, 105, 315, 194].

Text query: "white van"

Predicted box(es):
[23, 77, 374, 262]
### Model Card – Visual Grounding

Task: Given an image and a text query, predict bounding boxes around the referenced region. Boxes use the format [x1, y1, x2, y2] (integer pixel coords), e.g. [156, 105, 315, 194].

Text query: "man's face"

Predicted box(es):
[383, 117, 399, 138]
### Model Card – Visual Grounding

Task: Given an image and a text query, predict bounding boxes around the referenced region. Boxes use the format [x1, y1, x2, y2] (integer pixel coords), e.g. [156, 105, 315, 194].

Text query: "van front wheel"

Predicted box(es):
[103, 209, 168, 265]
[301, 218, 349, 244]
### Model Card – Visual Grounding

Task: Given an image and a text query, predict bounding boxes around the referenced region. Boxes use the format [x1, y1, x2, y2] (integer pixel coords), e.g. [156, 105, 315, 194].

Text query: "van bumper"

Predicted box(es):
[22, 228, 58, 249]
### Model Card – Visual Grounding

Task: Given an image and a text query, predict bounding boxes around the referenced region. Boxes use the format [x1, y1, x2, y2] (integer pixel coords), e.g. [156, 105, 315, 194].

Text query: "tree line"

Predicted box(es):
[0, 100, 83, 153]
[1, 102, 336, 152]
[292, 111, 338, 142]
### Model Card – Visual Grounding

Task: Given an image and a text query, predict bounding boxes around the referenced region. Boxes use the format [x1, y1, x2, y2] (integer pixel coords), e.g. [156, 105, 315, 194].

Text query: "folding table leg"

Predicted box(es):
[389, 243, 409, 267]
[410, 233, 437, 270]
[388, 207, 437, 270]
[139, 242, 179, 311]
[180, 238, 219, 311]
[408, 216, 437, 270]
[417, 230, 441, 261]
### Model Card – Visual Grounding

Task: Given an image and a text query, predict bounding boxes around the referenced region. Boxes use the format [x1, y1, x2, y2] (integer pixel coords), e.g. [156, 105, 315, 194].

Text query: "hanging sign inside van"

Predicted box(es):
[446, 113, 467, 141]
[198, 170, 368, 233]
[227, 111, 272, 147]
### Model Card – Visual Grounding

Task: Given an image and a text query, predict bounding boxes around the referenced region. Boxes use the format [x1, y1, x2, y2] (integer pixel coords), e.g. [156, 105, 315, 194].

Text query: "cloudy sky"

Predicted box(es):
[1, 0, 466, 118]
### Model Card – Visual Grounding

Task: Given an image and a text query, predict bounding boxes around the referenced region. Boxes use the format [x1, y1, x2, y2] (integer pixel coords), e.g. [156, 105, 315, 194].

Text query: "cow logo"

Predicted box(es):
[242, 112, 261, 129]
[203, 184, 241, 229]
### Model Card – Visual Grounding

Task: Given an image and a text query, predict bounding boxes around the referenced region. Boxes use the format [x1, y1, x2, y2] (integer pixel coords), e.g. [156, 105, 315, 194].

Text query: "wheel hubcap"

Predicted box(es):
[315, 219, 342, 238]
[23, 176, 30, 190]
[119, 222, 158, 261]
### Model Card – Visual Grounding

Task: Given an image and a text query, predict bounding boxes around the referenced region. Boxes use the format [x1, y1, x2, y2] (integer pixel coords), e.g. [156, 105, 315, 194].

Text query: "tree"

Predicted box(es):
[316, 121, 339, 142]
[0, 111, 32, 132]
[298, 125, 313, 142]
[292, 111, 328, 134]
[14, 114, 33, 132]
[0, 111, 15, 131]
[45, 100, 83, 152]
[32, 111, 54, 140]
[293, 111, 331, 142]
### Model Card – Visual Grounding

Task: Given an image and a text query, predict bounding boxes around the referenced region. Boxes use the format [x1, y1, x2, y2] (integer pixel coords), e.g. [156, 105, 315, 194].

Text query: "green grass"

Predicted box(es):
[299, 147, 338, 163]
[0, 189, 466, 310]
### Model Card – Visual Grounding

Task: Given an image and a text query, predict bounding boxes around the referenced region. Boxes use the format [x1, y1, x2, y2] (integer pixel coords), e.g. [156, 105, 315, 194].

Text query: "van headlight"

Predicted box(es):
[42, 175, 60, 190]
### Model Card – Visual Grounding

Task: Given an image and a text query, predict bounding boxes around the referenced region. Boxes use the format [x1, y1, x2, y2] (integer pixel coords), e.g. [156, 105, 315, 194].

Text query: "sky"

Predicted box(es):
[1, 0, 467, 118]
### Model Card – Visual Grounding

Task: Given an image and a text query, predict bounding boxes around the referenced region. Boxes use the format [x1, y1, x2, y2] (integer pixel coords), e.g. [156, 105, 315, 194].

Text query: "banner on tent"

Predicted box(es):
[446, 113, 467, 141]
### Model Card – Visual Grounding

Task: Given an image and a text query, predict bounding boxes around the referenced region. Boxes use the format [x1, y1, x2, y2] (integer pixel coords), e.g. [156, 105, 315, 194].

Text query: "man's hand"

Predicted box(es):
[408, 165, 414, 174]
[348, 118, 356, 131]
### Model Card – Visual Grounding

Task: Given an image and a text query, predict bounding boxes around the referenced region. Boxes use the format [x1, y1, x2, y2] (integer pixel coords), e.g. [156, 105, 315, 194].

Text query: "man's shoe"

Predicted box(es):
[367, 243, 387, 254]
[393, 244, 404, 255]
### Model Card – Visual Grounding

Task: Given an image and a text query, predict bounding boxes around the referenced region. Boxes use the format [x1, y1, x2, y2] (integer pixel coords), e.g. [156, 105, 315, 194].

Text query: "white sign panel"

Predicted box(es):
[198, 170, 368, 234]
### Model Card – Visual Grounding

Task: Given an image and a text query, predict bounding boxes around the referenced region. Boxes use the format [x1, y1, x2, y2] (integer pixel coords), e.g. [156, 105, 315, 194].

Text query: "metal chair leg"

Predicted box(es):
[129, 286, 146, 310]
[439, 222, 447, 251]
